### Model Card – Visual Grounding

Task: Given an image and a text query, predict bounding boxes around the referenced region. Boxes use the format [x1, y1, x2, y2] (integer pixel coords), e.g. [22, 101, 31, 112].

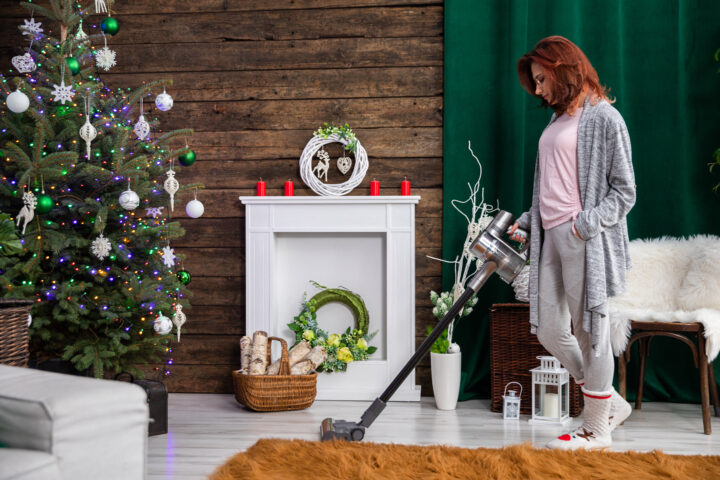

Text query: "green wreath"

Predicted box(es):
[288, 281, 377, 372]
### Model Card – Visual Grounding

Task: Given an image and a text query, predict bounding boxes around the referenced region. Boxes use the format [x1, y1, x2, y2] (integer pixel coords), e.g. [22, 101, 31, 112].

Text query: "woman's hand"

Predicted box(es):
[572, 222, 584, 240]
[506, 222, 527, 244]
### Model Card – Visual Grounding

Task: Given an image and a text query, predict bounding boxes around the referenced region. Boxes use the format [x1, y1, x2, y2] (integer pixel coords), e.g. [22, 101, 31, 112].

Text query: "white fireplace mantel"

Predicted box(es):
[239, 196, 421, 401]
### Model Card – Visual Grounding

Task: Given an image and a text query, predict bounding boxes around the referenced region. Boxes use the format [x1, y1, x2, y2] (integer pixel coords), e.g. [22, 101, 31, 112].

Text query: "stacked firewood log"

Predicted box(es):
[239, 330, 327, 375]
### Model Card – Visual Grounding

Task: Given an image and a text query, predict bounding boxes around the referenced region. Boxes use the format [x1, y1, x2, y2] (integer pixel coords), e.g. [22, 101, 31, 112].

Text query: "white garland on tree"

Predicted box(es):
[427, 141, 500, 351]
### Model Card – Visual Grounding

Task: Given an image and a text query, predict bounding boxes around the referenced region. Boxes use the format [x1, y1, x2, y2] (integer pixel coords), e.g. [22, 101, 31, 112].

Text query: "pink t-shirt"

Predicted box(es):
[538, 108, 583, 230]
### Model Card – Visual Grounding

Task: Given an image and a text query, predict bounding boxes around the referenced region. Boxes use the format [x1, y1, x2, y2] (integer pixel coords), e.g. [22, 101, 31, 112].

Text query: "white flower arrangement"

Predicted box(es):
[427, 141, 499, 353]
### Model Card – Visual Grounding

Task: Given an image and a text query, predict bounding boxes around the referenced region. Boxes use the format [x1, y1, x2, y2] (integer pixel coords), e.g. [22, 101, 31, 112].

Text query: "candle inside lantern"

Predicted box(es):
[256, 179, 266, 196]
[400, 177, 411, 196]
[284, 179, 294, 196]
[543, 392, 559, 417]
[370, 179, 380, 196]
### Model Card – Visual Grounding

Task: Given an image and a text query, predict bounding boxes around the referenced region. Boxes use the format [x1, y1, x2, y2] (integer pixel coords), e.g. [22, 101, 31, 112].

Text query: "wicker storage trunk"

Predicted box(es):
[0, 299, 33, 367]
[490, 303, 583, 417]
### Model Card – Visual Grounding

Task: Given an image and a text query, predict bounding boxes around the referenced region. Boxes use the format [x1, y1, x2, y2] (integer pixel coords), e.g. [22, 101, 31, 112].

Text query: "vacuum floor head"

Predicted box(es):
[320, 418, 365, 442]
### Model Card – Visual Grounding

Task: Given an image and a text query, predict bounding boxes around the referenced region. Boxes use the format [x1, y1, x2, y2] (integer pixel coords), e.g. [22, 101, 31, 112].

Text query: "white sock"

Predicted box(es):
[579, 387, 612, 439]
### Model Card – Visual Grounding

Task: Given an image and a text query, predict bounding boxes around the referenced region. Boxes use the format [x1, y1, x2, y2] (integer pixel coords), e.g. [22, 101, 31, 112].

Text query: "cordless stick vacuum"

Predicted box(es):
[320, 210, 529, 441]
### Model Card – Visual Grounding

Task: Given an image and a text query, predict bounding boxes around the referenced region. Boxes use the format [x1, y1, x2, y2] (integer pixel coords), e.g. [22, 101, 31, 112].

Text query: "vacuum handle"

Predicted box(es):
[376, 261, 497, 406]
[506, 226, 530, 254]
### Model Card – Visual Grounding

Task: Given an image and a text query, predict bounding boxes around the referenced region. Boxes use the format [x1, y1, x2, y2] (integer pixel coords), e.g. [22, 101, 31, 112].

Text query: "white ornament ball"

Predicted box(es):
[185, 199, 204, 218]
[7, 89, 30, 113]
[155, 89, 173, 111]
[153, 313, 173, 335]
[447, 343, 461, 354]
[119, 188, 140, 210]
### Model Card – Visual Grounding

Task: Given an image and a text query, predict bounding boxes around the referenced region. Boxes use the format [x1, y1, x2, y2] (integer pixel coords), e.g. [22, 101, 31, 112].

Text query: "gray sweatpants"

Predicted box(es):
[536, 220, 613, 392]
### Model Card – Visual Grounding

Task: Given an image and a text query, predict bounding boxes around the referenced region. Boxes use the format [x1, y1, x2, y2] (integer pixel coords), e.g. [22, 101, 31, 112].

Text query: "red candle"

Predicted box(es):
[256, 179, 266, 196]
[370, 179, 380, 196]
[400, 177, 411, 196]
[284, 179, 295, 196]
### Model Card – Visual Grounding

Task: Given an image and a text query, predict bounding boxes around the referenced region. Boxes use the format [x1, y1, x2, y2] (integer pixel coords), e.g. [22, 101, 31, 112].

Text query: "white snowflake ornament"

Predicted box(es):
[91, 233, 112, 260]
[95, 46, 116, 71]
[162, 246, 176, 268]
[11, 53, 36, 73]
[51, 80, 74, 104]
[20, 18, 43, 37]
[172, 304, 187, 342]
[146, 206, 164, 218]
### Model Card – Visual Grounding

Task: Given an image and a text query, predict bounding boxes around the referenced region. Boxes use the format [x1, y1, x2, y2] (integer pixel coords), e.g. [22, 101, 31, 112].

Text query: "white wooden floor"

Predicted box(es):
[148, 394, 720, 479]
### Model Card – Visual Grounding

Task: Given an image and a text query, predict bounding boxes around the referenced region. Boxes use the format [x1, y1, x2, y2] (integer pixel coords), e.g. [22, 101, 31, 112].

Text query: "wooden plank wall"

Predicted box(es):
[0, 0, 444, 394]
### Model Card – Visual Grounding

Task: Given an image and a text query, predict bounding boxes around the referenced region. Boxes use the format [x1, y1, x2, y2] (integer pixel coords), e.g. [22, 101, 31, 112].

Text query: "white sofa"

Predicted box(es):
[0, 365, 148, 480]
[609, 235, 720, 361]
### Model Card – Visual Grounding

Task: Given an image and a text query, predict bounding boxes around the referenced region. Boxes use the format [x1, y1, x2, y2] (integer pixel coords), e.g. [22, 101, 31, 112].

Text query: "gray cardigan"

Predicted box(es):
[516, 97, 636, 351]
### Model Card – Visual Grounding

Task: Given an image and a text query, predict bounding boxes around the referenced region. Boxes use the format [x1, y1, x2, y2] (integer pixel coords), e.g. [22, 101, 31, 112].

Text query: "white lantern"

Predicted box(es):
[529, 356, 571, 425]
[502, 381, 522, 420]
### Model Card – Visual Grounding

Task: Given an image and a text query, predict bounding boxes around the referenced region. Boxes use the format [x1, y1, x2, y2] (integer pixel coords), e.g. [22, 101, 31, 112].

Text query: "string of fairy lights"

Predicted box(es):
[1, 1, 203, 376]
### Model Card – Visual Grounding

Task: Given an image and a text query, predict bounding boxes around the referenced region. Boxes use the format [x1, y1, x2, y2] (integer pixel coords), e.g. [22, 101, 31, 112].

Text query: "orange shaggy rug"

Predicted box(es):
[210, 439, 720, 479]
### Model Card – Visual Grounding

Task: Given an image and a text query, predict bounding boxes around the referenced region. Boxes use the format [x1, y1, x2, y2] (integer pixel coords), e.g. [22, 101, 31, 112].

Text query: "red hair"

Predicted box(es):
[517, 36, 613, 114]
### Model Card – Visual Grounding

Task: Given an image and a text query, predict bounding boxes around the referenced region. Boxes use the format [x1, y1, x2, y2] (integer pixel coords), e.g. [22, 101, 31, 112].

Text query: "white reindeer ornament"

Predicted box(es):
[16, 191, 37, 235]
[312, 148, 330, 181]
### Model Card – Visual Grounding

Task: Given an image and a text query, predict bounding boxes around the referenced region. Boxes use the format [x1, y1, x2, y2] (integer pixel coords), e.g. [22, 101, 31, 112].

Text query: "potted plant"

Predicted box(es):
[426, 141, 496, 410]
[427, 291, 477, 410]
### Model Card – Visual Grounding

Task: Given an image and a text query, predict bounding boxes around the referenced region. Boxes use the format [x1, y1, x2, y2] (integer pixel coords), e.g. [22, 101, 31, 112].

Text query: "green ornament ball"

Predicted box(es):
[35, 194, 54, 214]
[66, 57, 80, 75]
[101, 16, 120, 35]
[176, 270, 191, 285]
[178, 150, 196, 167]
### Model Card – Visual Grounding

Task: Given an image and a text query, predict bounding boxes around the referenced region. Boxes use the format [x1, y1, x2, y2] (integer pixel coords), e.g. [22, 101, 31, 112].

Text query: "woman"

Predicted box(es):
[508, 36, 636, 450]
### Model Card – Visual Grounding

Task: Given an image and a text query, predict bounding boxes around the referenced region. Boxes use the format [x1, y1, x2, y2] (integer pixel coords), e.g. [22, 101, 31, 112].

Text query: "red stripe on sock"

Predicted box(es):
[583, 392, 611, 400]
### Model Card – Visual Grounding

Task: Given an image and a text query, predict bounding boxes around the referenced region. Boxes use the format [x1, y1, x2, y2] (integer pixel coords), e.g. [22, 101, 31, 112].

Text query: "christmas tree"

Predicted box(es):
[0, 0, 202, 378]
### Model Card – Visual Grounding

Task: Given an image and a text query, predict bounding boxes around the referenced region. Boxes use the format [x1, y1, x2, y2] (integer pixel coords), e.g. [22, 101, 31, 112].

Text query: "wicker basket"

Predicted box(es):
[490, 303, 583, 417]
[233, 336, 317, 412]
[0, 299, 33, 367]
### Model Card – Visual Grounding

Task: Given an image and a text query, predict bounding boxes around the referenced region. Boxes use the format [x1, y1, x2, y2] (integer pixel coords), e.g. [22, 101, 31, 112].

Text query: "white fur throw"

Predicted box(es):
[609, 235, 720, 361]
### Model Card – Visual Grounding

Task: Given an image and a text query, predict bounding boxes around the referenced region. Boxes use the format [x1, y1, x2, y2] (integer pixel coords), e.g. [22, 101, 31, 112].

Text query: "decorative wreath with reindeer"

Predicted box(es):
[299, 124, 369, 196]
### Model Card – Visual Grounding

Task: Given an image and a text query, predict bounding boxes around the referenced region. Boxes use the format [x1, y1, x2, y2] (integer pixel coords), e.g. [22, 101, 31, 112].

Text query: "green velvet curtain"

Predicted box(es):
[444, 0, 720, 402]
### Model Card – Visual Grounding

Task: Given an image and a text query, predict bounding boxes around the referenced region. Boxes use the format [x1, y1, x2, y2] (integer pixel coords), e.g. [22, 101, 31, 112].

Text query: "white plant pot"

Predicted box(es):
[430, 351, 462, 410]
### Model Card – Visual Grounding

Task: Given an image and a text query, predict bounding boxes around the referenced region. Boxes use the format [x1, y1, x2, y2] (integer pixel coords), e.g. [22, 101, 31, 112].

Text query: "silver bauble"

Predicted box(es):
[119, 187, 140, 210]
[153, 312, 173, 335]
[155, 89, 173, 111]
